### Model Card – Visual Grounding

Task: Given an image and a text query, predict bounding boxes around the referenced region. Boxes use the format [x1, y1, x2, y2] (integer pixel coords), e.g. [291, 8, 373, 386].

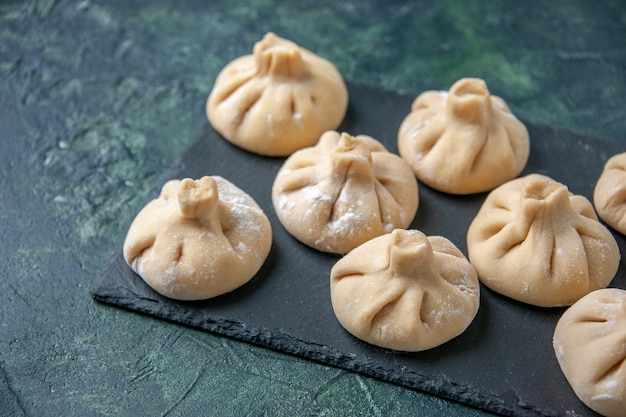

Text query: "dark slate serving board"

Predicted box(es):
[91, 83, 625, 417]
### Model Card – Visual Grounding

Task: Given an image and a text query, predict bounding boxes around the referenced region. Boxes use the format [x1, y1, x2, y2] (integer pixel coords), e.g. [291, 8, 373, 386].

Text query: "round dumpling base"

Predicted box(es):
[397, 77, 529, 194]
[553, 288, 626, 417]
[123, 176, 272, 301]
[467, 174, 620, 307]
[272, 131, 419, 254]
[594, 152, 626, 235]
[207, 32, 348, 157]
[330, 229, 479, 352]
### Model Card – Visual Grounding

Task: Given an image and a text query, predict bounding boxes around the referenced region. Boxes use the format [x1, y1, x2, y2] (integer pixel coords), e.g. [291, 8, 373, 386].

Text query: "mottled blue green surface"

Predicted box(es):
[1, 1, 625, 415]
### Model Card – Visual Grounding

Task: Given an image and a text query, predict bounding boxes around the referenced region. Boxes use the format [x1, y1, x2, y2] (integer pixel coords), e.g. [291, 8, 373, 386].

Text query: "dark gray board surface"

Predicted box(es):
[91, 83, 625, 417]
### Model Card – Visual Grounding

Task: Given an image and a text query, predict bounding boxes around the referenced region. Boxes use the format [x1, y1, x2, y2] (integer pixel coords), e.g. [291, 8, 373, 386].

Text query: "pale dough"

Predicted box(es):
[330, 229, 480, 351]
[123, 176, 272, 300]
[397, 77, 529, 194]
[272, 131, 419, 254]
[467, 174, 620, 307]
[207, 32, 348, 156]
[553, 288, 626, 417]
[594, 152, 626, 235]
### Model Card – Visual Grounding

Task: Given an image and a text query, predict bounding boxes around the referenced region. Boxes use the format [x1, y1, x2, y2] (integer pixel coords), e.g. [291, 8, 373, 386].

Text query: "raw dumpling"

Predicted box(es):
[467, 174, 620, 307]
[206, 32, 348, 156]
[330, 229, 480, 351]
[123, 176, 272, 300]
[397, 77, 530, 194]
[553, 288, 626, 417]
[272, 131, 419, 254]
[594, 152, 626, 235]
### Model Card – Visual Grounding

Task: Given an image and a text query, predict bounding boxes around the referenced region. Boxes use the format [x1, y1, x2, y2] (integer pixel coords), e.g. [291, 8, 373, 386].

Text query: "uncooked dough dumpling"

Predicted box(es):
[330, 229, 480, 351]
[123, 176, 272, 300]
[553, 288, 626, 417]
[272, 131, 419, 254]
[594, 152, 626, 235]
[397, 77, 530, 194]
[467, 174, 620, 307]
[206, 32, 349, 156]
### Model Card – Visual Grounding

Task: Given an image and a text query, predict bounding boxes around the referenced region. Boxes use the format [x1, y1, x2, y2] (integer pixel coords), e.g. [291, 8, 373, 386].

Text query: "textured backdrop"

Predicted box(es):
[1, 1, 625, 416]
